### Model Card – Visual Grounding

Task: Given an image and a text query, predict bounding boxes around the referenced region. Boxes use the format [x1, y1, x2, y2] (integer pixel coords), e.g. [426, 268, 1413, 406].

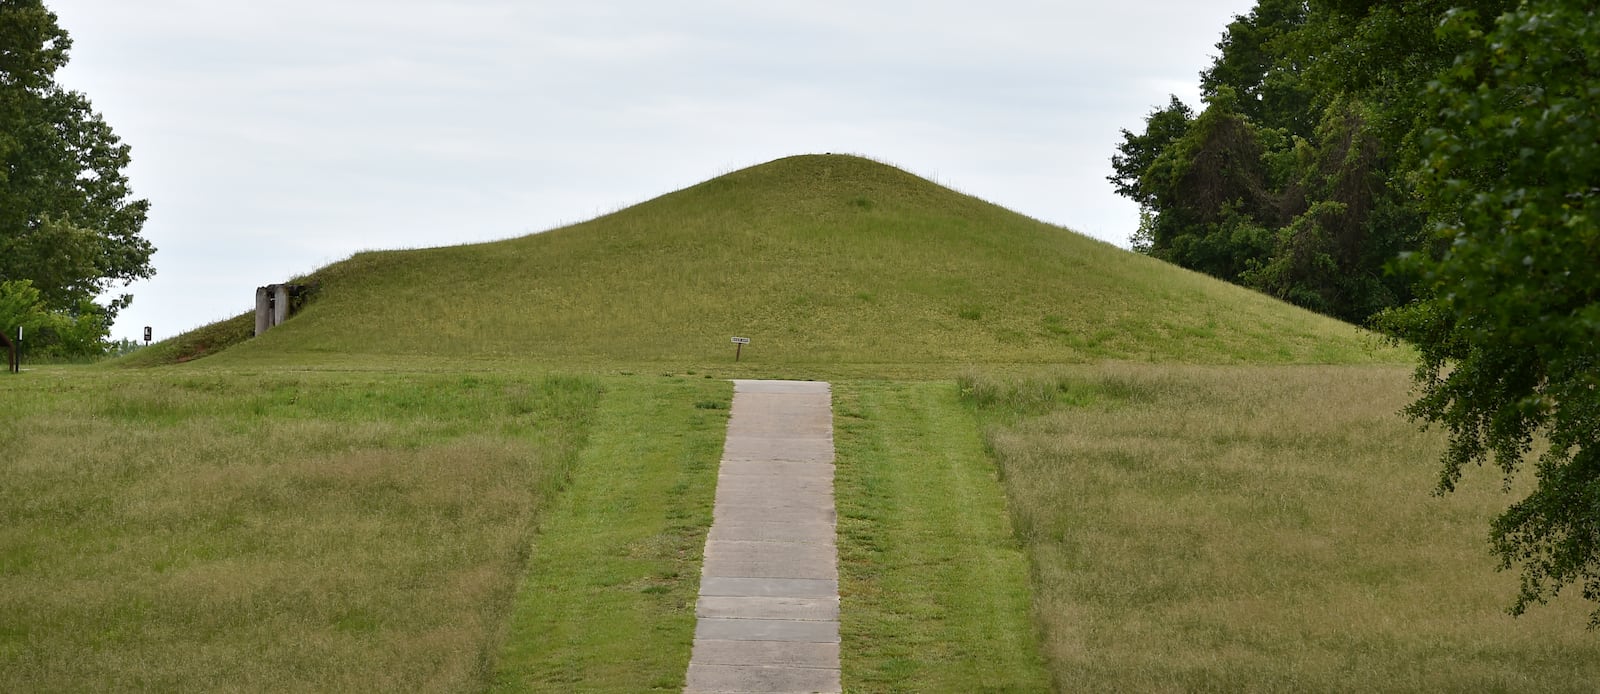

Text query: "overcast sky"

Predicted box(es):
[48, 0, 1256, 342]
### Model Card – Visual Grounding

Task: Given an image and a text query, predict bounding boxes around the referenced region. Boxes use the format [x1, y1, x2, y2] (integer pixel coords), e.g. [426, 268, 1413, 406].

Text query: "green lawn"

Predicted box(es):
[10, 360, 1595, 691]
[0, 368, 733, 693]
[964, 364, 1600, 691]
[0, 366, 1059, 691]
[833, 380, 1050, 692]
[491, 375, 729, 691]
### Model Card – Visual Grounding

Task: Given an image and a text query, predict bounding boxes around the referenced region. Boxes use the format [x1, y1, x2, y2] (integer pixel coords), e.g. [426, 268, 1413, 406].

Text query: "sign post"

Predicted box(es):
[731, 336, 750, 362]
[14, 326, 20, 373]
[143, 326, 152, 345]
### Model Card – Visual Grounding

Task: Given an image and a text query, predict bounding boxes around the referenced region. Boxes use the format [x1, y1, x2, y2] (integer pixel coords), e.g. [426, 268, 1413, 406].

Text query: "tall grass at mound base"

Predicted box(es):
[963, 364, 1600, 691]
[121, 154, 1404, 370]
[0, 369, 601, 691]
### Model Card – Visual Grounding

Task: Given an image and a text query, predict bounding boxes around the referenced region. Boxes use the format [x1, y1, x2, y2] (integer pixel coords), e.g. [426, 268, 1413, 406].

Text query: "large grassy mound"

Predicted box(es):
[128, 154, 1400, 368]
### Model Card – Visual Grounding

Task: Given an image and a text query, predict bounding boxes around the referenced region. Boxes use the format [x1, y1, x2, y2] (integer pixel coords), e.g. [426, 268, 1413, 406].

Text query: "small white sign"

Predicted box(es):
[730, 337, 750, 344]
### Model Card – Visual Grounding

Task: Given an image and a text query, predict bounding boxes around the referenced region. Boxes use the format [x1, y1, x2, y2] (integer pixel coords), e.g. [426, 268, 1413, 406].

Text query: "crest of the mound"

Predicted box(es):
[127, 154, 1402, 368]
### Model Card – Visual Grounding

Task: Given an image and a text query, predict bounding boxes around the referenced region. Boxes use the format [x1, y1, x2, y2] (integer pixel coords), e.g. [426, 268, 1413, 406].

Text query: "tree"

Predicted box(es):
[0, 0, 153, 342]
[1133, 87, 1282, 282]
[1199, 0, 1313, 137]
[1376, 0, 1600, 623]
[1241, 97, 1415, 318]
[0, 278, 103, 357]
[1109, 0, 1514, 324]
[1111, 96, 1194, 211]
[0, 279, 49, 337]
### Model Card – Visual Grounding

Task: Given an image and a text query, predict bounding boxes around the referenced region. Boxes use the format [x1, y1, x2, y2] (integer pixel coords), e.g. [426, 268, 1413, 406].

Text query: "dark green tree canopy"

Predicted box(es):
[1110, 0, 1513, 323]
[0, 0, 153, 340]
[1378, 0, 1600, 624]
[1199, 0, 1312, 137]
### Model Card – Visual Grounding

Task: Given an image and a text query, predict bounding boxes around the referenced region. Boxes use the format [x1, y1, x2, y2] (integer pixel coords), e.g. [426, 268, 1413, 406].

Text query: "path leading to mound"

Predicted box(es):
[685, 380, 840, 694]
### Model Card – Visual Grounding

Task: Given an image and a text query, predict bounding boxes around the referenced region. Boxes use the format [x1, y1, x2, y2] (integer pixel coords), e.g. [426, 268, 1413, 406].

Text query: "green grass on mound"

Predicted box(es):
[123, 154, 1402, 370]
[966, 365, 1600, 691]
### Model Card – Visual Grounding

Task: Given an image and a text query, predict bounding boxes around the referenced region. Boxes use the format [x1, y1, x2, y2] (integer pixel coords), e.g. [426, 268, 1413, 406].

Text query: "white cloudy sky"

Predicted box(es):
[48, 0, 1256, 342]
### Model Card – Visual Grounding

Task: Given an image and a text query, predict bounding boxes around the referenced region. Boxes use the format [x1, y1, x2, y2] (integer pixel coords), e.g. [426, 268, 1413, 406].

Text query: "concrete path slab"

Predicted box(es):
[713, 475, 835, 491]
[702, 541, 837, 580]
[713, 504, 836, 526]
[730, 381, 832, 394]
[686, 380, 840, 694]
[721, 438, 834, 463]
[694, 617, 839, 643]
[696, 596, 839, 621]
[685, 664, 841, 694]
[717, 459, 833, 474]
[697, 576, 838, 599]
[707, 521, 834, 544]
[687, 639, 839, 668]
[713, 486, 835, 505]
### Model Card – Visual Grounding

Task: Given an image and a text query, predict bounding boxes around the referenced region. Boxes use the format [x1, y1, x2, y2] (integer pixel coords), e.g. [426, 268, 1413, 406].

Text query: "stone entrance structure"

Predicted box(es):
[254, 283, 313, 336]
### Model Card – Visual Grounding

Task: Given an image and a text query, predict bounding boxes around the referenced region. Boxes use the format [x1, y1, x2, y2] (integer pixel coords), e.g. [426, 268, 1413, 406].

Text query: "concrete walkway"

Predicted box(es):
[685, 380, 840, 694]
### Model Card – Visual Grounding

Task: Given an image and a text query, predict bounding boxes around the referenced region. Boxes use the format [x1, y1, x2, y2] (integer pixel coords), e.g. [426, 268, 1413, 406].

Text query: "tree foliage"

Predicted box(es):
[1111, 0, 1513, 323]
[1376, 0, 1600, 623]
[1199, 0, 1313, 137]
[1120, 0, 1600, 622]
[0, 278, 105, 357]
[0, 0, 152, 354]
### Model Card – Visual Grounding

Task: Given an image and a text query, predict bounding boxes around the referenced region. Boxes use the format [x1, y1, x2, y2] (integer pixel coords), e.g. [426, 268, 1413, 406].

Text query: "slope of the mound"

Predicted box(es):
[126, 154, 1403, 368]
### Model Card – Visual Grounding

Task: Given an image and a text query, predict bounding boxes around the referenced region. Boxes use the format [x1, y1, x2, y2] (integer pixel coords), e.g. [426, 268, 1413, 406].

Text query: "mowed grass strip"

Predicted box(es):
[491, 375, 729, 692]
[967, 365, 1600, 691]
[832, 381, 1050, 692]
[0, 368, 600, 692]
